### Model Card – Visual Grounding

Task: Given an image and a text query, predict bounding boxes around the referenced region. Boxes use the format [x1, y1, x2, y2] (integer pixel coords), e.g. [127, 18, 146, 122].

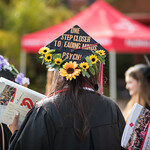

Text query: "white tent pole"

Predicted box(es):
[20, 50, 26, 76]
[109, 51, 117, 101]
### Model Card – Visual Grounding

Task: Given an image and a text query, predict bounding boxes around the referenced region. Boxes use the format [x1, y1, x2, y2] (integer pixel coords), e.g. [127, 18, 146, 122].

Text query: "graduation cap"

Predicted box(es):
[38, 25, 108, 81]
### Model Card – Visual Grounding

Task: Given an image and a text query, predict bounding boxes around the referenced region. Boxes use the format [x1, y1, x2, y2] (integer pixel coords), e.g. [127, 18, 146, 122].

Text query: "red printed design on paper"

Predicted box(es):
[130, 123, 134, 127]
[20, 98, 33, 109]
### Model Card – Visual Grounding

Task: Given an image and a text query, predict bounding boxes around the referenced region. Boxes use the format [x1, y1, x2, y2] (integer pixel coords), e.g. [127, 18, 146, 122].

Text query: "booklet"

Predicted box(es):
[0, 77, 45, 125]
[121, 103, 150, 150]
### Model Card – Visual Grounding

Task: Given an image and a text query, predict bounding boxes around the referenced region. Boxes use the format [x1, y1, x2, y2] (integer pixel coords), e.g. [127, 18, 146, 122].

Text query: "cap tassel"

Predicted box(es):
[98, 63, 103, 94]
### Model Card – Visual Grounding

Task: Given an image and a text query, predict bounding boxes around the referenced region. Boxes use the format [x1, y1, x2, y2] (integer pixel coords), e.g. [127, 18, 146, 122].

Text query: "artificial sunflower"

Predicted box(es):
[60, 61, 81, 80]
[39, 47, 50, 55]
[44, 53, 52, 62]
[90, 55, 98, 64]
[96, 50, 105, 56]
[54, 58, 62, 65]
[80, 62, 89, 71]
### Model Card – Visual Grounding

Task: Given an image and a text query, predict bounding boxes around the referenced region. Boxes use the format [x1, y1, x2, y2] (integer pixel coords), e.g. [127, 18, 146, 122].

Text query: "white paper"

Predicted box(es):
[0, 77, 44, 99]
[0, 77, 46, 125]
[0, 105, 6, 122]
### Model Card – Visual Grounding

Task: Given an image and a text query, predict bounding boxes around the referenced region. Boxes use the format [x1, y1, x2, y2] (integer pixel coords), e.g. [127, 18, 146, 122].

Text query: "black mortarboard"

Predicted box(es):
[38, 25, 108, 80]
[46, 25, 108, 63]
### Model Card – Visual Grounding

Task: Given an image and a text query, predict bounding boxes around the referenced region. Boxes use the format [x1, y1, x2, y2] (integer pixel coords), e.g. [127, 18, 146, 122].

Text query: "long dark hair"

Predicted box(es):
[48, 70, 99, 141]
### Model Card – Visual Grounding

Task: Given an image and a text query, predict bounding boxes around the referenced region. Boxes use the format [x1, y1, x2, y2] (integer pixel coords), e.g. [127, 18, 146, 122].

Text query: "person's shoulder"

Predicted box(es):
[100, 94, 123, 116]
[87, 92, 123, 124]
[35, 95, 64, 127]
[100, 94, 119, 108]
[36, 95, 57, 111]
[86, 90, 119, 108]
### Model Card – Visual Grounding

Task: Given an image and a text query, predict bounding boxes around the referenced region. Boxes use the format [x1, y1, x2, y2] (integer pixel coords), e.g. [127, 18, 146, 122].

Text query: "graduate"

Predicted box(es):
[9, 25, 125, 150]
[0, 55, 30, 150]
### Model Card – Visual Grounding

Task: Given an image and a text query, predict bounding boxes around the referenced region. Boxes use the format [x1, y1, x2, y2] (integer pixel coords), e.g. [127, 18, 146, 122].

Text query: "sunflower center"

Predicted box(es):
[47, 56, 51, 59]
[83, 65, 86, 68]
[92, 58, 95, 62]
[44, 50, 47, 53]
[57, 61, 60, 64]
[67, 68, 74, 74]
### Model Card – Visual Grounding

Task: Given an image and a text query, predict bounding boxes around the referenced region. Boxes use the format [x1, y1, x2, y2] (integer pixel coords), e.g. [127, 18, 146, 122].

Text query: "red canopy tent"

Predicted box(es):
[21, 0, 150, 100]
[21, 0, 150, 53]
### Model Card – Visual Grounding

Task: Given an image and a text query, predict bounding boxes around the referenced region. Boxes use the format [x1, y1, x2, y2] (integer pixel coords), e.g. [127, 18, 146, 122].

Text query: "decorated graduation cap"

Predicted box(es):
[38, 25, 108, 81]
[0, 55, 30, 85]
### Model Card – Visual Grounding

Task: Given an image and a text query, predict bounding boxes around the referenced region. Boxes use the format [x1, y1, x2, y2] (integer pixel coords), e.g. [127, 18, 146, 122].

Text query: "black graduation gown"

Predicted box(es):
[9, 90, 125, 150]
[145, 103, 150, 110]
[0, 123, 12, 150]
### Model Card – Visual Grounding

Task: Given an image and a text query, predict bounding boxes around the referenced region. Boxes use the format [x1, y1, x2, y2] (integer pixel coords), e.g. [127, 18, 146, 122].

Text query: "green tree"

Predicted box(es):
[1, 0, 73, 60]
[0, 0, 73, 93]
[0, 30, 20, 65]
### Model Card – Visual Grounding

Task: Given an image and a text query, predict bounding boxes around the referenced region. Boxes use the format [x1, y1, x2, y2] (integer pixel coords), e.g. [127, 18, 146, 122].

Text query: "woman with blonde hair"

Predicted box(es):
[123, 64, 150, 122]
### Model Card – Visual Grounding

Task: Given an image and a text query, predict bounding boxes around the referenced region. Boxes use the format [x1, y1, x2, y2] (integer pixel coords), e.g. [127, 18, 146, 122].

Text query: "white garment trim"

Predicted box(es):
[83, 87, 94, 92]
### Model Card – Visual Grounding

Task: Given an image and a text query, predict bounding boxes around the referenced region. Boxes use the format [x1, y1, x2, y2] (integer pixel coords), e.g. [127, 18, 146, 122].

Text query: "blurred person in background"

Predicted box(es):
[0, 55, 30, 150]
[123, 64, 150, 122]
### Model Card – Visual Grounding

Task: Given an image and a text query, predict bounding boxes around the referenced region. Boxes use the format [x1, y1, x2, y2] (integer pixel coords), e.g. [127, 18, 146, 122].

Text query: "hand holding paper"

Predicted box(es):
[8, 112, 20, 134]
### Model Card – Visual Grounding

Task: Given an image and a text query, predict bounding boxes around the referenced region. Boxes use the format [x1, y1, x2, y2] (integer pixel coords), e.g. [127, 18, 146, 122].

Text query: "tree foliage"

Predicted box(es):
[0, 0, 73, 58]
[5, 0, 73, 34]
[0, 0, 73, 92]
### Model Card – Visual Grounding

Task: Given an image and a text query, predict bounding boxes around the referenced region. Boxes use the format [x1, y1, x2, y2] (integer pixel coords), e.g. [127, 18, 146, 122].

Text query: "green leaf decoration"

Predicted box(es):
[82, 70, 86, 77]
[84, 70, 90, 78]
[53, 54, 61, 60]
[50, 62, 55, 67]
[59, 58, 67, 66]
[13, 68, 19, 74]
[91, 50, 95, 54]
[42, 59, 45, 64]
[45, 62, 51, 65]
[95, 54, 105, 64]
[93, 64, 98, 72]
[10, 65, 19, 74]
[9, 64, 13, 68]
[89, 66, 95, 75]
[10, 70, 17, 76]
[46, 65, 50, 68]
[102, 55, 106, 59]
[49, 49, 55, 53]
[85, 56, 92, 66]
[39, 56, 44, 59]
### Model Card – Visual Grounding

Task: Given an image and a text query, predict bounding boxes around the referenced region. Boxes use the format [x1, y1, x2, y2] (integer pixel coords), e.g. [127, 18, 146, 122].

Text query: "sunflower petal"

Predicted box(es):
[60, 68, 67, 77]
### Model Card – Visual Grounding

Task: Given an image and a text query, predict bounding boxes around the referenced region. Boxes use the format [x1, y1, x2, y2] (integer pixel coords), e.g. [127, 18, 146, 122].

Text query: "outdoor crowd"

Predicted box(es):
[0, 52, 150, 150]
